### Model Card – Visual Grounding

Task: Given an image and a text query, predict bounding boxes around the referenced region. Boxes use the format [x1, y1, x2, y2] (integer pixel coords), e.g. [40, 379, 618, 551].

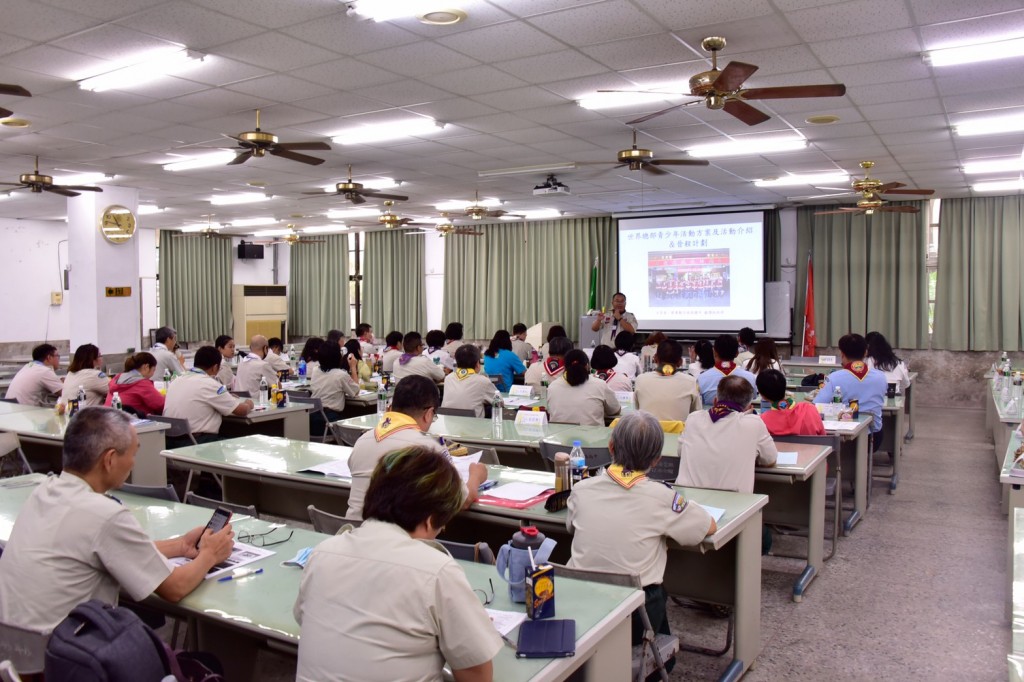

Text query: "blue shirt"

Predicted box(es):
[482, 349, 526, 393]
[813, 364, 887, 432]
[697, 365, 757, 406]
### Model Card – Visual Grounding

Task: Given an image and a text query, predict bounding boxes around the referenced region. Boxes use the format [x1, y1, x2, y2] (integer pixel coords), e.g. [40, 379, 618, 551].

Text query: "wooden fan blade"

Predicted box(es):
[361, 190, 409, 201]
[641, 163, 668, 175]
[0, 84, 31, 97]
[714, 61, 759, 92]
[453, 229, 484, 235]
[228, 150, 253, 165]
[723, 99, 771, 126]
[875, 182, 905, 193]
[44, 186, 80, 197]
[301, 190, 330, 195]
[268, 148, 325, 165]
[273, 141, 332, 151]
[880, 188, 934, 196]
[625, 100, 700, 126]
[815, 208, 862, 215]
[0, 107, 12, 119]
[879, 205, 920, 213]
[484, 210, 508, 218]
[650, 158, 711, 167]
[222, 133, 248, 144]
[740, 84, 846, 100]
[0, 182, 28, 187]
[58, 185, 102, 192]
[295, 239, 327, 243]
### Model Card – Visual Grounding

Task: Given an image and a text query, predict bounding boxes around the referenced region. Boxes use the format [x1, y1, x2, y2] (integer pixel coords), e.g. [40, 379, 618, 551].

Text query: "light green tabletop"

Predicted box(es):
[993, 381, 1024, 423]
[163, 434, 352, 475]
[0, 410, 169, 440]
[1013, 507, 1024, 657]
[0, 402, 46, 416]
[336, 413, 580, 448]
[1001, 432, 1024, 485]
[224, 402, 312, 423]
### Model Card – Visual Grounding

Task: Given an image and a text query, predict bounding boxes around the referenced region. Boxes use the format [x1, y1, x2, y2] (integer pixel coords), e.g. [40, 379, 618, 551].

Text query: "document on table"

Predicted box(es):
[169, 542, 275, 580]
[503, 396, 540, 407]
[697, 504, 726, 523]
[299, 456, 352, 478]
[486, 608, 527, 636]
[485, 482, 551, 501]
[451, 450, 483, 481]
[822, 420, 860, 432]
[775, 451, 799, 466]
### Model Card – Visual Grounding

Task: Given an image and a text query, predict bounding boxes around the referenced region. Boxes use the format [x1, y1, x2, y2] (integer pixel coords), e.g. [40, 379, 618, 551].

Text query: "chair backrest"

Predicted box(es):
[608, 418, 684, 434]
[647, 456, 680, 482]
[117, 482, 180, 503]
[0, 398, 19, 404]
[306, 504, 362, 534]
[144, 415, 194, 440]
[549, 562, 641, 589]
[0, 622, 50, 675]
[184, 491, 258, 519]
[0, 432, 32, 476]
[289, 395, 322, 410]
[329, 423, 364, 447]
[437, 539, 496, 564]
[436, 407, 475, 418]
[538, 441, 611, 470]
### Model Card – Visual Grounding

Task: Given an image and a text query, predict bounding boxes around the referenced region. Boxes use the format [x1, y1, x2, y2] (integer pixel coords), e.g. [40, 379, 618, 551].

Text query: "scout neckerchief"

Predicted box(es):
[398, 353, 415, 366]
[374, 412, 421, 442]
[658, 364, 676, 376]
[843, 360, 869, 381]
[615, 349, 628, 357]
[544, 357, 564, 377]
[714, 360, 736, 375]
[769, 394, 796, 411]
[242, 352, 261, 363]
[455, 368, 476, 380]
[607, 463, 646, 489]
[708, 400, 745, 423]
[595, 368, 616, 382]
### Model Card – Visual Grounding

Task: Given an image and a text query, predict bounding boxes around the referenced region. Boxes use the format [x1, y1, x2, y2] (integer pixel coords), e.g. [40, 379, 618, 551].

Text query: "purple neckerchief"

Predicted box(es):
[708, 400, 745, 423]
[399, 353, 415, 365]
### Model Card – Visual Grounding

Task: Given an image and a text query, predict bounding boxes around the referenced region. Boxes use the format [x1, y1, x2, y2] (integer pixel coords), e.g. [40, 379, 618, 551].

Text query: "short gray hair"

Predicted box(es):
[63, 407, 135, 473]
[609, 411, 664, 472]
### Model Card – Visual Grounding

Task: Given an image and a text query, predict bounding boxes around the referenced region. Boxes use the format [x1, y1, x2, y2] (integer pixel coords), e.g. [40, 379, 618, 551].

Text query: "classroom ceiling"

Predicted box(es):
[0, 0, 1022, 235]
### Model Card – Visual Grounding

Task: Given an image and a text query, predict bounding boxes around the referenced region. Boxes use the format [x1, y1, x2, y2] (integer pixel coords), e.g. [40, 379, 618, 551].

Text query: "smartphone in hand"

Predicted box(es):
[196, 507, 232, 549]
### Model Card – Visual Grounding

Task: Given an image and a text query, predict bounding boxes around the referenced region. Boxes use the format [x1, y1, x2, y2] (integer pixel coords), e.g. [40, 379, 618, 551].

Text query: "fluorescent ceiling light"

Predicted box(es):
[78, 48, 204, 92]
[163, 152, 236, 172]
[138, 205, 164, 215]
[226, 216, 278, 227]
[954, 114, 1024, 137]
[500, 209, 562, 220]
[577, 89, 686, 111]
[331, 118, 443, 145]
[353, 0, 457, 21]
[251, 228, 291, 237]
[302, 225, 346, 234]
[686, 137, 807, 158]
[181, 223, 222, 233]
[210, 193, 271, 206]
[925, 36, 1024, 67]
[754, 172, 849, 187]
[962, 158, 1024, 174]
[479, 162, 577, 178]
[327, 208, 381, 219]
[435, 198, 501, 211]
[53, 172, 111, 185]
[972, 178, 1024, 192]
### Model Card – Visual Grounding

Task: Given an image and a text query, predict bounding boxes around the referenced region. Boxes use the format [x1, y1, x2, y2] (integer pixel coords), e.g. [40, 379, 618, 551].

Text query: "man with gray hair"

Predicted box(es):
[565, 410, 716, 652]
[234, 334, 280, 397]
[0, 407, 234, 632]
[151, 325, 184, 378]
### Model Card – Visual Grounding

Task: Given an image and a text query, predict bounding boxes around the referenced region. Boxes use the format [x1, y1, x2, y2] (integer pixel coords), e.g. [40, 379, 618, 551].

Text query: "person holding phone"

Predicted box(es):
[591, 292, 637, 347]
[0, 408, 235, 633]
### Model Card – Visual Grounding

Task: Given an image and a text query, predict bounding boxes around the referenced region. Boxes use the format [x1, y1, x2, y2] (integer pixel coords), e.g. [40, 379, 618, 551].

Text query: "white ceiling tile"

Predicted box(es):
[280, 14, 421, 55]
[170, 88, 274, 113]
[517, 103, 607, 125]
[3, 45, 116, 80]
[457, 112, 540, 134]
[858, 98, 945, 121]
[404, 98, 502, 123]
[115, 1, 265, 50]
[920, 9, 1024, 50]
[437, 21, 567, 62]
[828, 57, 931, 87]
[0, 32, 36, 59]
[493, 50, 610, 83]
[170, 57, 271, 88]
[224, 74, 334, 103]
[348, 80, 457, 107]
[486, 0, 609, 19]
[2, 1, 100, 42]
[389, 2, 517, 37]
[526, 0, 663, 45]
[470, 86, 570, 112]
[420, 65, 529, 96]
[40, 0, 164, 21]
[580, 33, 692, 71]
[942, 89, 1024, 115]
[668, 15, 802, 56]
[846, 79, 938, 106]
[289, 58, 405, 91]
[191, 0, 342, 29]
[215, 31, 342, 71]
[935, 61, 1024, 96]
[290, 93, 392, 118]
[908, 0, 1024, 25]
[787, 0, 913, 42]
[870, 114, 948, 134]
[636, 0, 776, 30]
[357, 43, 479, 78]
[809, 29, 923, 68]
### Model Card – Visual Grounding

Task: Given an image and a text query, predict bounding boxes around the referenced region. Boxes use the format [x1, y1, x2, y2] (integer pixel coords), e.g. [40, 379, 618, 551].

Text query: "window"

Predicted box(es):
[348, 233, 364, 333]
[927, 198, 940, 337]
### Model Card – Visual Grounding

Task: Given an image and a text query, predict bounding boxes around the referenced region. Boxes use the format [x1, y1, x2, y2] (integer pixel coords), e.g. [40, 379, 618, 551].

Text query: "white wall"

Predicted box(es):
[424, 234, 445, 331]
[0, 218, 70, 343]
[232, 238, 288, 286]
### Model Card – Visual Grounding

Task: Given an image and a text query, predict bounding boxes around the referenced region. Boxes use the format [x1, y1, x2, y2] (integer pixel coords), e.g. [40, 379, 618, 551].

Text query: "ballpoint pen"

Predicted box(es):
[218, 568, 264, 582]
[478, 480, 498, 492]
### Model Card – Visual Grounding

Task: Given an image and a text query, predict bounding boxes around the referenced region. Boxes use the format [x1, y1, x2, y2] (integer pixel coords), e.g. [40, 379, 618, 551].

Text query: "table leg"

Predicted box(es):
[282, 411, 310, 441]
[580, 613, 633, 681]
[903, 383, 914, 441]
[130, 430, 167, 486]
[889, 407, 904, 494]
[729, 510, 762, 681]
[195, 620, 259, 681]
[843, 432, 867, 535]
[793, 468, 825, 602]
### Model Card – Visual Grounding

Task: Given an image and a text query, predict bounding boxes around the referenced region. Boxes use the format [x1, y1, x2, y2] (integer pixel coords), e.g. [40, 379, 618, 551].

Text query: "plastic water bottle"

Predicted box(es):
[569, 440, 586, 484]
[377, 384, 388, 414]
[297, 358, 307, 385]
[492, 393, 503, 430]
[259, 375, 269, 405]
[111, 392, 122, 411]
[832, 386, 843, 405]
[1013, 372, 1023, 413]
[539, 380, 549, 402]
[77, 386, 86, 406]
[163, 368, 171, 384]
[288, 345, 296, 369]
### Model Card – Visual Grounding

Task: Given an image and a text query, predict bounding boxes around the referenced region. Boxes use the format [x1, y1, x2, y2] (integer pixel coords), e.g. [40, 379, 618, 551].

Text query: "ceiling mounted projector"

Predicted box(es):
[533, 174, 570, 196]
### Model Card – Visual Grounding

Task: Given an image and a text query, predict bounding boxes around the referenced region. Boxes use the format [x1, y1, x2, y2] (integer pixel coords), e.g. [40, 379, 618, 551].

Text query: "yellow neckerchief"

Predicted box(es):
[455, 368, 476, 380]
[658, 364, 676, 376]
[843, 360, 869, 381]
[607, 463, 647, 489]
[769, 394, 796, 410]
[374, 412, 421, 442]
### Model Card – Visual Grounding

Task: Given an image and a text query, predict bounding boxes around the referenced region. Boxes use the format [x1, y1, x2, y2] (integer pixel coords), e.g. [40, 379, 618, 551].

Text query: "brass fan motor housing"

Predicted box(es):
[20, 173, 51, 188]
[337, 181, 364, 192]
[856, 198, 884, 210]
[689, 70, 721, 97]
[617, 147, 654, 164]
[852, 178, 882, 193]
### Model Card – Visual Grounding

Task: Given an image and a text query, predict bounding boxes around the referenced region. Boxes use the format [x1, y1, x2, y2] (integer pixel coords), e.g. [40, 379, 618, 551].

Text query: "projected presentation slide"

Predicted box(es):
[618, 211, 765, 333]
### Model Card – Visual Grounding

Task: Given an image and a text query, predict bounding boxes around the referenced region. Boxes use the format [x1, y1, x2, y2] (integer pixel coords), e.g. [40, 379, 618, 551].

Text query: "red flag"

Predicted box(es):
[801, 253, 817, 357]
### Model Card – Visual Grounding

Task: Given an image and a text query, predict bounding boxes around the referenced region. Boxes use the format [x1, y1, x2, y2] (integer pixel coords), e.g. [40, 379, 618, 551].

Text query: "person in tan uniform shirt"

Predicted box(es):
[234, 335, 280, 397]
[524, 336, 573, 392]
[442, 345, 500, 418]
[441, 321, 466, 356]
[381, 330, 404, 374]
[634, 339, 703, 422]
[393, 331, 445, 384]
[546, 350, 620, 426]
[164, 346, 253, 445]
[214, 335, 237, 387]
[5, 344, 64, 406]
[590, 344, 634, 393]
[346, 375, 486, 521]
[60, 344, 109, 409]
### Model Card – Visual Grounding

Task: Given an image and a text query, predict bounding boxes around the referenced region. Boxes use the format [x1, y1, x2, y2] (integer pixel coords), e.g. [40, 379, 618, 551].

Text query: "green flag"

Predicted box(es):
[587, 256, 598, 312]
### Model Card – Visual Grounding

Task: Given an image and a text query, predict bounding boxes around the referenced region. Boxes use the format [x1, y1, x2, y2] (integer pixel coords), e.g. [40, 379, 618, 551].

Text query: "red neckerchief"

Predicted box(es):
[544, 357, 564, 377]
[844, 360, 869, 381]
[715, 360, 736, 376]
[595, 369, 615, 382]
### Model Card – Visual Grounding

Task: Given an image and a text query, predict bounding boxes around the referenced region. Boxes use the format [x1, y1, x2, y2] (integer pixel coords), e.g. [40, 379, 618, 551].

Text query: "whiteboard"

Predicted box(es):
[765, 281, 791, 339]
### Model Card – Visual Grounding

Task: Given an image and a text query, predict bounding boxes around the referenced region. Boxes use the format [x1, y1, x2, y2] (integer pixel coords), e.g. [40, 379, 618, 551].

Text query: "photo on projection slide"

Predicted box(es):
[648, 249, 731, 308]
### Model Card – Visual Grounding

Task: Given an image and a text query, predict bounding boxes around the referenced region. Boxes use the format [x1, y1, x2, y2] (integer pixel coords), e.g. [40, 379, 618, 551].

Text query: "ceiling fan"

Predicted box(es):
[0, 83, 31, 119]
[224, 109, 331, 166]
[252, 225, 326, 246]
[581, 129, 710, 175]
[600, 36, 846, 127]
[347, 200, 431, 229]
[174, 215, 231, 239]
[407, 213, 483, 237]
[0, 157, 103, 197]
[814, 161, 935, 215]
[461, 191, 523, 220]
[302, 164, 408, 204]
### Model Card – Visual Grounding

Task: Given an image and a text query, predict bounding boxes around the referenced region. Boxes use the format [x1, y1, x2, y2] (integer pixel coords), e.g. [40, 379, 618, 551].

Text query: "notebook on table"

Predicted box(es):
[515, 619, 576, 659]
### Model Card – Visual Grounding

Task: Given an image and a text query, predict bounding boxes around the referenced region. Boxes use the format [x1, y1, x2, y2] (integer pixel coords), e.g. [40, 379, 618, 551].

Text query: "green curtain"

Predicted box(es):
[764, 209, 782, 281]
[158, 230, 232, 343]
[933, 196, 1024, 351]
[442, 217, 617, 341]
[363, 229, 425, 334]
[793, 203, 928, 348]
[288, 234, 349, 337]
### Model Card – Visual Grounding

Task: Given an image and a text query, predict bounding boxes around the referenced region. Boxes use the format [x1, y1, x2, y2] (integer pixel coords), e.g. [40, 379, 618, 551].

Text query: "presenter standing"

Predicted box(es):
[592, 292, 637, 346]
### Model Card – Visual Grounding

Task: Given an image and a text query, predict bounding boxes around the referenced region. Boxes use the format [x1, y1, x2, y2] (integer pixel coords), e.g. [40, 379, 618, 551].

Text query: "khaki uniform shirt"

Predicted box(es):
[216, 361, 235, 387]
[524, 360, 564, 392]
[311, 368, 360, 413]
[61, 368, 110, 407]
[614, 351, 642, 379]
[547, 376, 621, 426]
[265, 350, 291, 374]
[596, 311, 638, 346]
[234, 353, 280, 396]
[393, 355, 444, 383]
[164, 369, 244, 435]
[634, 371, 703, 422]
[442, 340, 465, 357]
[150, 343, 182, 379]
[511, 338, 534, 362]
[0, 472, 174, 632]
[4, 361, 63, 406]
[675, 410, 778, 493]
[381, 348, 403, 373]
[442, 370, 499, 417]
[294, 520, 502, 682]
[567, 467, 712, 586]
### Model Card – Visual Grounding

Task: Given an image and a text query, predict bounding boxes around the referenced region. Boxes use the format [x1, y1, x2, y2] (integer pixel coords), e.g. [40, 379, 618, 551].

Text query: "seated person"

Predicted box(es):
[442, 345, 500, 418]
[393, 331, 445, 384]
[547, 350, 620, 426]
[735, 327, 757, 365]
[697, 334, 757, 406]
[4, 343, 63, 406]
[326, 329, 345, 349]
[381, 330, 404, 373]
[688, 339, 714, 377]
[634, 340, 702, 422]
[344, 339, 373, 383]
[424, 329, 455, 371]
[0, 407, 234, 632]
[214, 335, 237, 387]
[613, 331, 642, 379]
[524, 336, 572, 392]
[640, 331, 667, 368]
[346, 375, 486, 521]
[310, 342, 360, 432]
[150, 326, 185, 379]
[104, 352, 165, 417]
[60, 343, 109, 408]
[355, 322, 377, 360]
[567, 411, 716, 650]
[441, 321, 466, 356]
[299, 337, 324, 377]
[744, 338, 785, 375]
[756, 369, 825, 436]
[233, 335, 280, 396]
[537, 324, 567, 360]
[814, 333, 887, 445]
[676, 375, 778, 493]
[865, 331, 911, 393]
[590, 344, 633, 393]
[265, 337, 292, 374]
[164, 346, 253, 446]
[295, 448, 501, 682]
[482, 330, 526, 393]
[510, 322, 534, 362]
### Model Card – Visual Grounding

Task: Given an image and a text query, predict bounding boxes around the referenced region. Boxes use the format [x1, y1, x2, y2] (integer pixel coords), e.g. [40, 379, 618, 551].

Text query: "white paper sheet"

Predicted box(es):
[775, 451, 799, 466]
[451, 451, 483, 482]
[822, 420, 860, 431]
[169, 542, 275, 581]
[299, 457, 352, 478]
[485, 482, 551, 501]
[697, 504, 726, 523]
[503, 396, 540, 407]
[508, 385, 534, 397]
[486, 608, 527, 636]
